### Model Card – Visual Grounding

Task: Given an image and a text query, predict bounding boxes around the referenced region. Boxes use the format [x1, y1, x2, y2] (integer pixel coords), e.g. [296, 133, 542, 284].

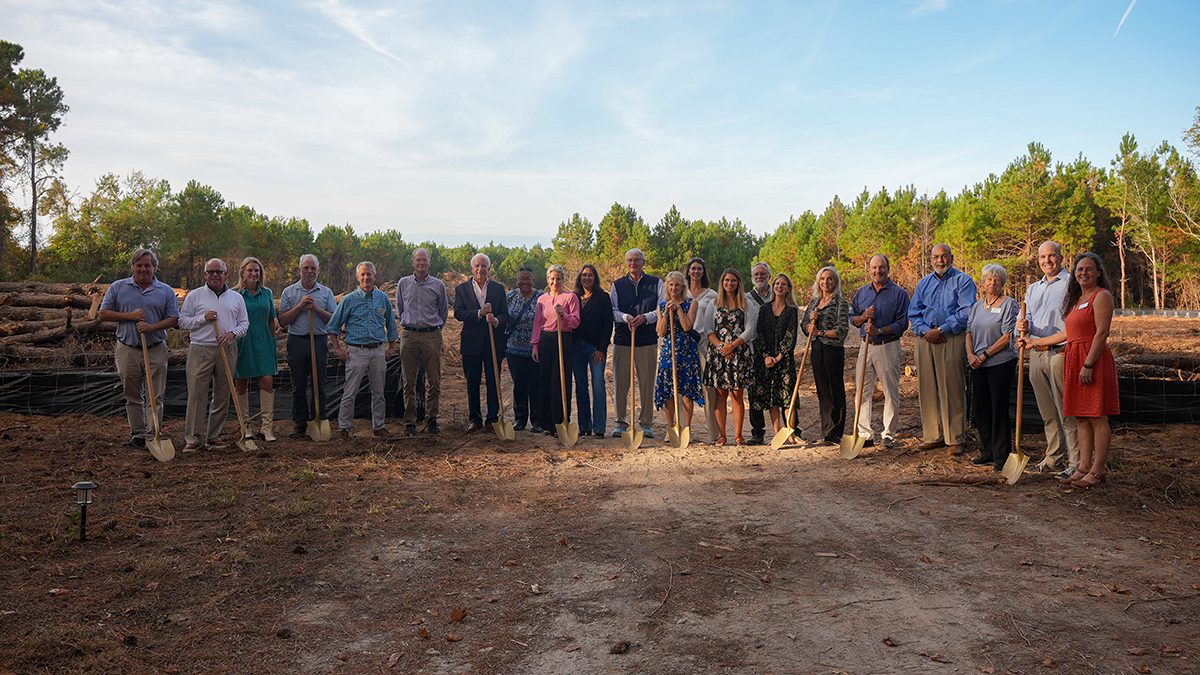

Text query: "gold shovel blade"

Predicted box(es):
[678, 426, 690, 449]
[769, 426, 795, 451]
[623, 428, 643, 450]
[307, 419, 332, 442]
[667, 427, 682, 448]
[556, 422, 579, 447]
[147, 438, 176, 462]
[494, 420, 517, 441]
[1002, 451, 1029, 485]
[237, 434, 259, 452]
[839, 433, 865, 460]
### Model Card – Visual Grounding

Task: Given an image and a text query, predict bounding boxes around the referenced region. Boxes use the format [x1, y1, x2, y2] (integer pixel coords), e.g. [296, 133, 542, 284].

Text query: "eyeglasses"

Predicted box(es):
[205, 269, 226, 275]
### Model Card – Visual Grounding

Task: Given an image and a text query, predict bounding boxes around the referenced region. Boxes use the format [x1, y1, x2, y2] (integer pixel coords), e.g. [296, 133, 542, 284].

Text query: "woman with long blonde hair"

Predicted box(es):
[234, 256, 279, 441]
[703, 268, 755, 445]
[654, 271, 704, 430]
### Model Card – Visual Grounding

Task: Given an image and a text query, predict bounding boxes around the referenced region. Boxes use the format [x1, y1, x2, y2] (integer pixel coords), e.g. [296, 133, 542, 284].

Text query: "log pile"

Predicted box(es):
[0, 274, 470, 370]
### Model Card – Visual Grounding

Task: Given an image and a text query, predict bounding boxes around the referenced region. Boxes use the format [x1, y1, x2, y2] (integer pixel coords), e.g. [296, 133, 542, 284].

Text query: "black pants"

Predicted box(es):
[749, 396, 766, 438]
[463, 349, 501, 425]
[509, 354, 540, 428]
[538, 331, 573, 428]
[972, 361, 1016, 467]
[811, 341, 846, 441]
[287, 334, 329, 429]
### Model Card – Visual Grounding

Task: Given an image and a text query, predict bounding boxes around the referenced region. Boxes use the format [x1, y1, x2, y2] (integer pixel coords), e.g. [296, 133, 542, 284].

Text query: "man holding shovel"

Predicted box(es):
[178, 258, 249, 451]
[610, 248, 664, 439]
[99, 249, 179, 450]
[278, 254, 337, 438]
[849, 254, 909, 449]
[1017, 241, 1078, 479]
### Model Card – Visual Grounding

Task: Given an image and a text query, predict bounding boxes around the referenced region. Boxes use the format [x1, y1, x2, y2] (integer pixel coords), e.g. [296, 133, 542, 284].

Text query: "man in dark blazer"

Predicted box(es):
[454, 253, 510, 432]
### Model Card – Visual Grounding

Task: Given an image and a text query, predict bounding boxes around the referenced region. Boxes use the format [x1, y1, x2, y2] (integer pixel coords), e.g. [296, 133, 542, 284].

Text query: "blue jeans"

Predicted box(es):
[571, 339, 607, 434]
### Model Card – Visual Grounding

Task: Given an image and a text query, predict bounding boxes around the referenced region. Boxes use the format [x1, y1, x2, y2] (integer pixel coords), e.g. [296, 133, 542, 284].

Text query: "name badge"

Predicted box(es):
[988, 307, 1002, 314]
[1077, 302, 1089, 310]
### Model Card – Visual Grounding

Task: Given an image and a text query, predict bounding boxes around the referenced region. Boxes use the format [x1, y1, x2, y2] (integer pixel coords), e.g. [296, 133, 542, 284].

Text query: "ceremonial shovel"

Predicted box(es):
[139, 332, 175, 461]
[667, 307, 689, 449]
[622, 338, 644, 450]
[214, 317, 257, 452]
[1002, 302, 1030, 484]
[840, 319, 872, 459]
[487, 321, 516, 441]
[306, 310, 331, 442]
[554, 320, 579, 447]
[771, 321, 817, 451]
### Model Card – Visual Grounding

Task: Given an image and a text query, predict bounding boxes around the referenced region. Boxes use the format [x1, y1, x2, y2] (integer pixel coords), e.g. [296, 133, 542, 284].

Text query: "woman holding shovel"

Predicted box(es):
[531, 266, 580, 437]
[801, 266, 850, 445]
[654, 271, 703, 430]
[964, 264, 1019, 472]
[233, 256, 280, 442]
[751, 273, 799, 438]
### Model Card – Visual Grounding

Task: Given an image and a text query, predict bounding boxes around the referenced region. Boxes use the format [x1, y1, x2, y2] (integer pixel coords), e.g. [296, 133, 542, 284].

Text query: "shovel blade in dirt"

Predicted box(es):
[556, 421, 579, 447]
[1002, 450, 1029, 485]
[677, 426, 690, 449]
[668, 425, 690, 449]
[307, 418, 331, 442]
[237, 435, 258, 452]
[839, 432, 865, 460]
[494, 419, 517, 441]
[623, 427, 643, 450]
[769, 426, 796, 451]
[147, 436, 176, 462]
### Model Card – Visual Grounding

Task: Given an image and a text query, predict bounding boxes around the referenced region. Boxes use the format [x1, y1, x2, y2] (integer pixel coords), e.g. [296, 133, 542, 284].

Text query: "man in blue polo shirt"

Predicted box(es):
[99, 249, 180, 450]
[328, 261, 398, 439]
[909, 244, 977, 454]
[849, 254, 910, 449]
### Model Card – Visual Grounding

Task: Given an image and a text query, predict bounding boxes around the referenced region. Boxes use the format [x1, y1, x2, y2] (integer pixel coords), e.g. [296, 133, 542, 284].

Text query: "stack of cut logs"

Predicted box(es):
[0, 280, 187, 368]
[1116, 355, 1200, 382]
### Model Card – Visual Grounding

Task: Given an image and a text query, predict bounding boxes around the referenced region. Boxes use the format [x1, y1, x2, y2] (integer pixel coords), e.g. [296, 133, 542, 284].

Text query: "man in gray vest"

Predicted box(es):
[610, 248, 664, 438]
[745, 261, 771, 445]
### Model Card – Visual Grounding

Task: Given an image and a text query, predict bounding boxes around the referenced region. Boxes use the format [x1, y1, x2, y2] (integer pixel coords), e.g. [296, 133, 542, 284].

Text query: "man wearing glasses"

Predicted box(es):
[178, 259, 249, 451]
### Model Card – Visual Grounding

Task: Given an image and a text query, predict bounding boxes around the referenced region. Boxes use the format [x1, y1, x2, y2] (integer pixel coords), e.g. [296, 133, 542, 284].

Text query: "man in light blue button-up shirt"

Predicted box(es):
[909, 244, 977, 453]
[1016, 241, 1078, 475]
[328, 262, 398, 437]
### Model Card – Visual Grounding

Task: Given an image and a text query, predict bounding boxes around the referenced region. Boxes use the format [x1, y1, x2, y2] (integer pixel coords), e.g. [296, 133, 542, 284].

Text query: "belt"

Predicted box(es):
[403, 325, 441, 333]
[1034, 344, 1065, 353]
[868, 335, 900, 346]
[348, 342, 383, 349]
[120, 340, 162, 349]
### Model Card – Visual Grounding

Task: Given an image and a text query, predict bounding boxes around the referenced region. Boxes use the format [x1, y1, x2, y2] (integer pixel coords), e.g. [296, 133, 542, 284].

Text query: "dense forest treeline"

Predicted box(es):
[3, 40, 1200, 306]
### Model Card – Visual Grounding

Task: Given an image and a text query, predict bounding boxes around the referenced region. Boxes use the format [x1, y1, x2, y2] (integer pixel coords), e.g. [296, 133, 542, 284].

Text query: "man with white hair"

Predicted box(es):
[610, 248, 664, 438]
[277, 254, 338, 438]
[1017, 240, 1078, 478]
[454, 253, 509, 433]
[909, 244, 976, 455]
[396, 247, 448, 436]
[328, 261, 398, 438]
[744, 261, 771, 445]
[178, 258, 249, 451]
[98, 248, 179, 450]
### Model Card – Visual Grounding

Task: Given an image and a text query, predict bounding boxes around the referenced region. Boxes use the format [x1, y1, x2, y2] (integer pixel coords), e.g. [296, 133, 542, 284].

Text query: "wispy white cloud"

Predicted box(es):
[1114, 0, 1138, 37]
[311, 0, 408, 63]
[912, 0, 949, 16]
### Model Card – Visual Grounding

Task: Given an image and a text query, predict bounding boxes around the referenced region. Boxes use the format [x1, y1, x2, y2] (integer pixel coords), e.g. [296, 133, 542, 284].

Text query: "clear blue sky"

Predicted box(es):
[4, 0, 1198, 246]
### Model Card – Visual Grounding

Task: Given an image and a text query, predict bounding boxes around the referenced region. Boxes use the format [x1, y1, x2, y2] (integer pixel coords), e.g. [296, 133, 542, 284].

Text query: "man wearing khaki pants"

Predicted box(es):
[1018, 241, 1078, 479]
[396, 248, 448, 436]
[909, 244, 977, 455]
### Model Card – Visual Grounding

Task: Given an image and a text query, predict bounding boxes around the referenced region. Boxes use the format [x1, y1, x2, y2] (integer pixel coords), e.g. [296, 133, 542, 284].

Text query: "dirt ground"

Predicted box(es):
[1, 317, 1198, 674]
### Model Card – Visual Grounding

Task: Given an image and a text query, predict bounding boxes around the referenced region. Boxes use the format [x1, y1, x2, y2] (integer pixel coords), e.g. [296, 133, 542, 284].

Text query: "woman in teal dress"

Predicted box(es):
[234, 256, 279, 441]
[655, 271, 704, 430]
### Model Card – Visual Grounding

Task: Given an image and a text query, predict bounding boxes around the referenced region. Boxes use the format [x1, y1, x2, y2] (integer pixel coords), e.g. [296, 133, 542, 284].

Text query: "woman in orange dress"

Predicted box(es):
[1020, 252, 1117, 488]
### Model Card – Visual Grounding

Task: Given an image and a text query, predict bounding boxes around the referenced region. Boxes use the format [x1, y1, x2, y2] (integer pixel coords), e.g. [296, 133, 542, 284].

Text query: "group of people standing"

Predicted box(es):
[102, 241, 1119, 487]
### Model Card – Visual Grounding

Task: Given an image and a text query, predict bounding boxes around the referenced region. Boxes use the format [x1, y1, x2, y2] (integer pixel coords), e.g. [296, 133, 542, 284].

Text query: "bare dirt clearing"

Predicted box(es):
[2, 317, 1198, 673]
